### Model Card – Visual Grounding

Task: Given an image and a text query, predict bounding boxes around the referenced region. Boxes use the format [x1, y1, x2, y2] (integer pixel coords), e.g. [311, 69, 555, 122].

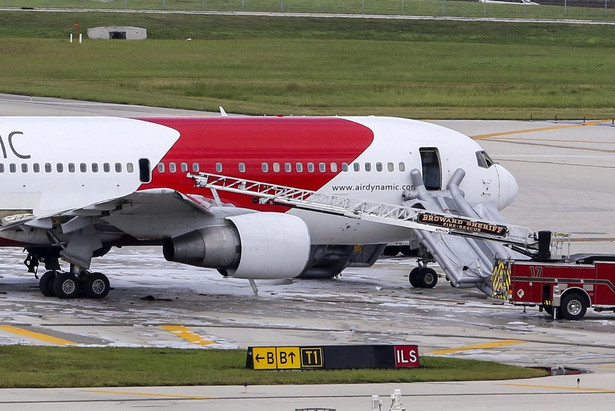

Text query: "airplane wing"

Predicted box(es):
[0, 189, 225, 268]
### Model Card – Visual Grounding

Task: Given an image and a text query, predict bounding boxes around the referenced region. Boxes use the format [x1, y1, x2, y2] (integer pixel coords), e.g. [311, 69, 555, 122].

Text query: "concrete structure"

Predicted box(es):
[87, 26, 147, 40]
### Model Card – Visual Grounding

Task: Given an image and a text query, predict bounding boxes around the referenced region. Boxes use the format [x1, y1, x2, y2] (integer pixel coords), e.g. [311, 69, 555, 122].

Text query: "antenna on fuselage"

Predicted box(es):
[219, 106, 228, 117]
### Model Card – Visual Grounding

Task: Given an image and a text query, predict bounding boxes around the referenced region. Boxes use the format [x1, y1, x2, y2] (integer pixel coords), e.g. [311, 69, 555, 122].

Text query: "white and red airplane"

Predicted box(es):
[0, 115, 518, 298]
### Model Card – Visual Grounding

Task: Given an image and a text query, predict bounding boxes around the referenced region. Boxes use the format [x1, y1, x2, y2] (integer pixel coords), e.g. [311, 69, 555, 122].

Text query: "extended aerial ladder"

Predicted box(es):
[189, 169, 562, 295]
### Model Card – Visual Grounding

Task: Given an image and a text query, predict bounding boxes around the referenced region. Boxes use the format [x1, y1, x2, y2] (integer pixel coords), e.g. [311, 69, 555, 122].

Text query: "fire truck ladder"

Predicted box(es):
[188, 172, 537, 249]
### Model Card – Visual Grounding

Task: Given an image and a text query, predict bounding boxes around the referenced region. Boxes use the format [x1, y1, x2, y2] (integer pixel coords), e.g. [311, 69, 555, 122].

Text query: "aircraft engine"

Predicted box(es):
[163, 212, 311, 279]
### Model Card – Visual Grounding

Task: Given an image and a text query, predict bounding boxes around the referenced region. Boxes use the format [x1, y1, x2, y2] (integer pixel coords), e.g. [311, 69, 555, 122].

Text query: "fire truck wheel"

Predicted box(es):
[543, 306, 554, 317]
[561, 291, 587, 320]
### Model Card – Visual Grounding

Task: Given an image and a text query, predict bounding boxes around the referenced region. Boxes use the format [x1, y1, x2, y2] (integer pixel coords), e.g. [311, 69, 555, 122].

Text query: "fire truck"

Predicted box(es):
[492, 255, 615, 320]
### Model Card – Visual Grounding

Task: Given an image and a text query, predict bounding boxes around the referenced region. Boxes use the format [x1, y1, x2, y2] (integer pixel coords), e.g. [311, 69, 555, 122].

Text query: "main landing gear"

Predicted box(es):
[25, 249, 111, 299]
[38, 269, 110, 299]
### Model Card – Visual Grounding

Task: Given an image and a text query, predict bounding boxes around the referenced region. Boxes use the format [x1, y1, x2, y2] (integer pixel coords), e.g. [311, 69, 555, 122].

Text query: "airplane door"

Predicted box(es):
[419, 147, 441, 190]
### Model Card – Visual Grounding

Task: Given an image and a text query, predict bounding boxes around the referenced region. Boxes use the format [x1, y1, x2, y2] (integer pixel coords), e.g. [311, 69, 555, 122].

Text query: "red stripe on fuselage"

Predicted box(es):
[137, 117, 374, 210]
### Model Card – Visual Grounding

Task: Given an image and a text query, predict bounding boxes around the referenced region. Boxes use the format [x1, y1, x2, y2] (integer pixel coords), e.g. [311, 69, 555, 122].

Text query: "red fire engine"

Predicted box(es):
[492, 255, 615, 320]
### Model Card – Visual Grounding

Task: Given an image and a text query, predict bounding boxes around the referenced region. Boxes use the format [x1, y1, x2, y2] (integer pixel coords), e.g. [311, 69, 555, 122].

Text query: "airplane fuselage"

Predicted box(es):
[0, 116, 517, 248]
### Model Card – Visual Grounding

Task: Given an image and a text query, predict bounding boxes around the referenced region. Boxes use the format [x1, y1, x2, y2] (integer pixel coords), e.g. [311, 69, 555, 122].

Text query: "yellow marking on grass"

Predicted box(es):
[430, 339, 526, 355]
[472, 119, 611, 140]
[85, 389, 214, 399]
[0, 325, 76, 346]
[160, 325, 214, 345]
[503, 383, 615, 393]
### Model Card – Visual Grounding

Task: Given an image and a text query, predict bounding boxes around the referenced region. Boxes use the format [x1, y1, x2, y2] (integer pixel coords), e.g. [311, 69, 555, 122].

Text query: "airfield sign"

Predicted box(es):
[247, 345, 418, 370]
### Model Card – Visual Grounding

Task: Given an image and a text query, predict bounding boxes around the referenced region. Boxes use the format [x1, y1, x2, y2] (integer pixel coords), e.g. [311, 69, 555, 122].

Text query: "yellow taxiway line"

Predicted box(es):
[86, 389, 215, 399]
[160, 325, 215, 345]
[472, 119, 611, 140]
[429, 339, 527, 355]
[0, 325, 76, 346]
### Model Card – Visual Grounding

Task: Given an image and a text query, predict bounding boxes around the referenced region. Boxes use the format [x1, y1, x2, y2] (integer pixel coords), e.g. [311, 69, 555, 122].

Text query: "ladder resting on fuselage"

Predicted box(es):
[189, 169, 555, 295]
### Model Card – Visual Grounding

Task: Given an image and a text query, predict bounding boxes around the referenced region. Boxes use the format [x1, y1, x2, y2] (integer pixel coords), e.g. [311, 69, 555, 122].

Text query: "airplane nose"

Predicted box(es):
[494, 164, 519, 210]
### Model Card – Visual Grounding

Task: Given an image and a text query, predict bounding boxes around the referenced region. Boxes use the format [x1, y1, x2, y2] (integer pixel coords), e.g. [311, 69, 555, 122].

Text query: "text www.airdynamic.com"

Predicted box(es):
[330, 183, 413, 192]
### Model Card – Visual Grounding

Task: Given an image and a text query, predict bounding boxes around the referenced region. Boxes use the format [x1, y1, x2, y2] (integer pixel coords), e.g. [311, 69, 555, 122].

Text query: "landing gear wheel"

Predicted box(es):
[421, 268, 438, 288]
[409, 267, 438, 288]
[409, 267, 422, 287]
[52, 272, 79, 299]
[39, 271, 56, 297]
[84, 272, 110, 299]
[560, 291, 587, 320]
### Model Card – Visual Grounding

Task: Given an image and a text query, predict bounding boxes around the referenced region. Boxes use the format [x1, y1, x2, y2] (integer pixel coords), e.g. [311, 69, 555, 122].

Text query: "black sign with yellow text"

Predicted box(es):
[246, 345, 419, 370]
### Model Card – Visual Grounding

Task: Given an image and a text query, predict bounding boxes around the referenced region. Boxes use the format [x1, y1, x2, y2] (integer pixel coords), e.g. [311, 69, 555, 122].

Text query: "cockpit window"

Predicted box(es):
[476, 151, 495, 169]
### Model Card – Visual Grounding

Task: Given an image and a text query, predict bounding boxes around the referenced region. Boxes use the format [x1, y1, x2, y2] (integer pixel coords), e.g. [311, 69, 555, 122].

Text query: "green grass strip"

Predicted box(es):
[0, 346, 546, 387]
[1, 12, 615, 118]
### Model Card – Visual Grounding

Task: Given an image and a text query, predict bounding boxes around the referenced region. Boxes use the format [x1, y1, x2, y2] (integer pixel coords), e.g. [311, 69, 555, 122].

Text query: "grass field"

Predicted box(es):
[0, 346, 547, 388]
[1, 11, 615, 118]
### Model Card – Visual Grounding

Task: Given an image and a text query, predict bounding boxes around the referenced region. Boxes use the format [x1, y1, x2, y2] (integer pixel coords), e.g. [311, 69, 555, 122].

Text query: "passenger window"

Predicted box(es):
[238, 163, 246, 173]
[296, 163, 303, 173]
[342, 163, 349, 172]
[376, 162, 383, 172]
[56, 163, 64, 173]
[307, 163, 315, 173]
[33, 163, 40, 173]
[80, 163, 87, 173]
[68, 163, 75, 173]
[398, 162, 406, 172]
[365, 162, 371, 172]
[45, 163, 52, 173]
[192, 163, 199, 173]
[387, 162, 394, 172]
[353, 163, 360, 172]
[10, 163, 16, 173]
[169, 163, 176, 173]
[157, 163, 165, 173]
[92, 163, 99, 173]
[215, 163, 223, 173]
[0, 164, 4, 173]
[330, 162, 338, 173]
[285, 163, 292, 173]
[21, 164, 27, 173]
[180, 163, 188, 173]
[262, 163, 269, 173]
[319, 163, 326, 173]
[103, 163, 110, 173]
[273, 163, 280, 173]
[115, 163, 122, 173]
[127, 163, 134, 173]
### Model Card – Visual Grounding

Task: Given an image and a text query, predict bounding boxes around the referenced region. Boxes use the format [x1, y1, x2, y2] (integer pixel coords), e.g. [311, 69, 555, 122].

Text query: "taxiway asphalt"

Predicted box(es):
[1, 94, 615, 410]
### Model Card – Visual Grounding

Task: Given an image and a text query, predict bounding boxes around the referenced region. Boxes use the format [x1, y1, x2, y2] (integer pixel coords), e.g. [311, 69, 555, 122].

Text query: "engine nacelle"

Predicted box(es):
[163, 213, 311, 279]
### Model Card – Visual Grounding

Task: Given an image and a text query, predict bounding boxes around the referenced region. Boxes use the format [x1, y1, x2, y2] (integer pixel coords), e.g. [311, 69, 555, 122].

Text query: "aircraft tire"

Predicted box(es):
[52, 272, 79, 299]
[39, 270, 56, 297]
[421, 268, 438, 288]
[84, 272, 110, 299]
[409, 267, 422, 287]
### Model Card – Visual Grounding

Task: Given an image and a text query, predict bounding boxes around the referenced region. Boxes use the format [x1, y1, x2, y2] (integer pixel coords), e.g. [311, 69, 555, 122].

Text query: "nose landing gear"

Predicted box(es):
[409, 265, 438, 288]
